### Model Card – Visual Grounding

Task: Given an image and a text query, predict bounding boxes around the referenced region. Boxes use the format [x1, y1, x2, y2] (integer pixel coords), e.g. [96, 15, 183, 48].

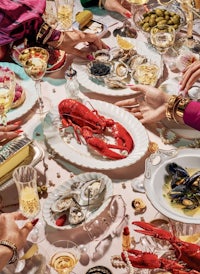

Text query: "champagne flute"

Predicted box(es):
[55, 0, 74, 31]
[19, 47, 50, 115]
[0, 70, 15, 126]
[13, 165, 43, 243]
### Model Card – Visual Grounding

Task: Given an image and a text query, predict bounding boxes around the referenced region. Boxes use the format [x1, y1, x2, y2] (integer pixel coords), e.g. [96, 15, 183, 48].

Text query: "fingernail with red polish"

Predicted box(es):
[125, 12, 132, 18]
[15, 129, 23, 134]
[31, 218, 39, 226]
[87, 54, 95, 61]
[13, 121, 21, 126]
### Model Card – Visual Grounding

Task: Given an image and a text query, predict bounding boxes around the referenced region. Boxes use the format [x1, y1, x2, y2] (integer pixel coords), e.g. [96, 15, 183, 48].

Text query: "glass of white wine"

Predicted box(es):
[49, 240, 80, 274]
[19, 47, 50, 115]
[0, 70, 15, 126]
[13, 165, 42, 243]
[55, 0, 74, 31]
[150, 24, 176, 55]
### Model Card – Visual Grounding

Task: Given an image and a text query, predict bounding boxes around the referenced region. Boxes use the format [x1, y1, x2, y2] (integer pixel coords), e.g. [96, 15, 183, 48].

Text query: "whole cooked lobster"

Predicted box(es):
[58, 99, 134, 160]
[121, 221, 200, 273]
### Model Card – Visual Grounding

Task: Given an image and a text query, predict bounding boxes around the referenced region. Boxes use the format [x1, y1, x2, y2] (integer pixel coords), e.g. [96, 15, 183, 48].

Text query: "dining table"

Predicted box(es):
[1, 1, 200, 273]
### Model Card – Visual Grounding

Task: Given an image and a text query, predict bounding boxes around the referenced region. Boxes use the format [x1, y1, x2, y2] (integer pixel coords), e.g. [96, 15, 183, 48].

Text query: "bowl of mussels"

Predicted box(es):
[133, 2, 186, 36]
[144, 148, 200, 224]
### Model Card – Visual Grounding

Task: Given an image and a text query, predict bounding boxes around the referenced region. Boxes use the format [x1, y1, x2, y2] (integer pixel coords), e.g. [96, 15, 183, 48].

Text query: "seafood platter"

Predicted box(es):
[43, 99, 149, 170]
[73, 38, 162, 96]
[43, 172, 113, 229]
[144, 148, 200, 224]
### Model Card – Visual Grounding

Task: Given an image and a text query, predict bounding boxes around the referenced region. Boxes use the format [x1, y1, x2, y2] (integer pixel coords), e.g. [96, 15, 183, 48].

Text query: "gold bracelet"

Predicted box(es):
[166, 95, 178, 121]
[171, 96, 183, 124]
[175, 97, 191, 118]
[98, 0, 106, 8]
[0, 240, 18, 264]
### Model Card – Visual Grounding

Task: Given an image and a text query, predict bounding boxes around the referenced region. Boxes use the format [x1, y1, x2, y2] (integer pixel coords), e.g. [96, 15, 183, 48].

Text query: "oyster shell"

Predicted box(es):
[128, 54, 147, 71]
[114, 61, 128, 79]
[110, 47, 124, 60]
[119, 48, 137, 64]
[68, 203, 85, 225]
[104, 76, 127, 89]
[51, 192, 79, 213]
[80, 179, 106, 203]
[93, 49, 111, 62]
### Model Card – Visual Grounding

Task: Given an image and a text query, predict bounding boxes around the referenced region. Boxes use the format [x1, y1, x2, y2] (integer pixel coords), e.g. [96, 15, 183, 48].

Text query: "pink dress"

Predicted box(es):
[183, 101, 200, 131]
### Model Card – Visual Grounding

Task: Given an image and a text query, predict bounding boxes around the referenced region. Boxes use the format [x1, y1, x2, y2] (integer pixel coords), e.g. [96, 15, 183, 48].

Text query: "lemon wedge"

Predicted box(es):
[20, 243, 38, 260]
[179, 233, 200, 244]
[116, 35, 134, 50]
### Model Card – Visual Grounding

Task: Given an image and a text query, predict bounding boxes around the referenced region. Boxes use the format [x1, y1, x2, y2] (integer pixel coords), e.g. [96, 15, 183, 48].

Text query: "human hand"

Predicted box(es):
[179, 60, 200, 96]
[0, 122, 22, 143]
[0, 212, 33, 251]
[115, 84, 169, 124]
[58, 29, 109, 59]
[103, 0, 132, 18]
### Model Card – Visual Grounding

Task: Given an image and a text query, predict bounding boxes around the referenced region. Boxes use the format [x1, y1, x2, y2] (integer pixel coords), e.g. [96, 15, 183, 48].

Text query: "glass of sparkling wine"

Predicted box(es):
[13, 165, 42, 243]
[55, 0, 74, 31]
[19, 47, 50, 115]
[49, 240, 80, 274]
[0, 70, 15, 126]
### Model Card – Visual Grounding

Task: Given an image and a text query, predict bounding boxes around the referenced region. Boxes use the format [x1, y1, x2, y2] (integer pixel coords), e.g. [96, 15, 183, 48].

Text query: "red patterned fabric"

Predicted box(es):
[183, 101, 200, 131]
[0, 0, 45, 45]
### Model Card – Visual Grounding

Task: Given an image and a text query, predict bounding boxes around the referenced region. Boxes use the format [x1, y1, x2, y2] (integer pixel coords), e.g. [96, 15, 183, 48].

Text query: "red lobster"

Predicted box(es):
[58, 99, 134, 160]
[121, 221, 200, 273]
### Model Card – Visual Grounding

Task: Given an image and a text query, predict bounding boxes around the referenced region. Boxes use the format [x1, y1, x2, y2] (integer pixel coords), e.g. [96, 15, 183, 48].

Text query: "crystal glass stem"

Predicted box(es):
[35, 79, 44, 115]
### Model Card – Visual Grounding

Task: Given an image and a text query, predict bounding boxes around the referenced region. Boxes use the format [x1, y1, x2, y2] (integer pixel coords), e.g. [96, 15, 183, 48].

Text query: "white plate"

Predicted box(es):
[43, 172, 113, 229]
[145, 148, 200, 224]
[73, 39, 162, 96]
[159, 77, 200, 139]
[43, 99, 149, 170]
[0, 62, 37, 122]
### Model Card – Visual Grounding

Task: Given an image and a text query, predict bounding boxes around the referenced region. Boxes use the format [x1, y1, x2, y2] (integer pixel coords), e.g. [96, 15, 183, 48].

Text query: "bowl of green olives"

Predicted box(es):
[133, 3, 186, 36]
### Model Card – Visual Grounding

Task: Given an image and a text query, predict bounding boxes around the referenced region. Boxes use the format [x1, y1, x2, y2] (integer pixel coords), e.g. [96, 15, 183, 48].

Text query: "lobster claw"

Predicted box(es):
[121, 249, 184, 271]
[132, 221, 173, 241]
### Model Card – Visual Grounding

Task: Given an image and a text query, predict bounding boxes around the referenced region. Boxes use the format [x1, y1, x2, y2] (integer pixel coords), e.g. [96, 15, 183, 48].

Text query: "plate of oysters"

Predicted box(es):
[73, 38, 162, 96]
[43, 172, 113, 229]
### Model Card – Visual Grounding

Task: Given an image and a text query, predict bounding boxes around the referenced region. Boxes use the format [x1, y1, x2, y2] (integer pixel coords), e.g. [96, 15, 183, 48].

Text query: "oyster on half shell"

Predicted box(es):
[68, 203, 85, 225]
[104, 76, 127, 89]
[51, 192, 80, 213]
[128, 54, 147, 71]
[114, 61, 128, 79]
[80, 179, 106, 203]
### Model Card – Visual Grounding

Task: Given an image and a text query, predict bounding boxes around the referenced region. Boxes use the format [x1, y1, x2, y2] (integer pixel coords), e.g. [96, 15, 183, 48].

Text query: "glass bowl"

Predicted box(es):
[132, 3, 186, 37]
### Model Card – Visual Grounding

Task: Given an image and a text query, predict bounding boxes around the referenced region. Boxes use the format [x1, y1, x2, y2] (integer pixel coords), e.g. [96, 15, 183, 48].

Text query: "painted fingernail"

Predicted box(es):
[87, 54, 95, 61]
[13, 121, 21, 126]
[106, 45, 110, 50]
[15, 129, 23, 134]
[125, 12, 132, 18]
[31, 218, 39, 226]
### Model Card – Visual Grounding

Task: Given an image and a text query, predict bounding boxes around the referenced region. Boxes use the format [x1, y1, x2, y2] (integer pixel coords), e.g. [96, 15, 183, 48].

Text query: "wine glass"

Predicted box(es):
[19, 47, 51, 115]
[13, 165, 43, 243]
[150, 24, 176, 70]
[55, 0, 74, 31]
[0, 69, 15, 126]
[48, 240, 80, 274]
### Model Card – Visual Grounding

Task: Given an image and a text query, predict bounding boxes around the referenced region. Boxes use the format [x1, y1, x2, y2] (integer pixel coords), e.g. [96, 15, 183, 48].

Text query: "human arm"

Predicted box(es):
[179, 60, 200, 95]
[0, 212, 33, 270]
[80, 0, 132, 18]
[115, 84, 200, 131]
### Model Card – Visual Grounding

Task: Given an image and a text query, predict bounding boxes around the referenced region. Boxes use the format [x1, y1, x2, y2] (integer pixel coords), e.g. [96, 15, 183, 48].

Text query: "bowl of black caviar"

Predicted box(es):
[87, 60, 113, 83]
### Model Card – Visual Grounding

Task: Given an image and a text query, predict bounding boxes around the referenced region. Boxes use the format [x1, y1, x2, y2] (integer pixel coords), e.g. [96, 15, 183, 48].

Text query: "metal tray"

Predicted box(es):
[0, 142, 44, 191]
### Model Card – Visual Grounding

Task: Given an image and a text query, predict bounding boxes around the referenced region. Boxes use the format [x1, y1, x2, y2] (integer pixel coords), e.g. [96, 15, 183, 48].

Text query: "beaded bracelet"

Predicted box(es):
[0, 240, 18, 264]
